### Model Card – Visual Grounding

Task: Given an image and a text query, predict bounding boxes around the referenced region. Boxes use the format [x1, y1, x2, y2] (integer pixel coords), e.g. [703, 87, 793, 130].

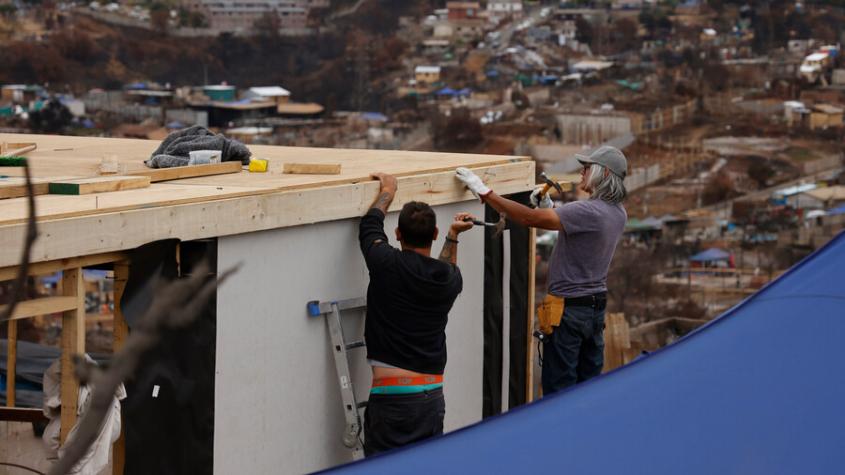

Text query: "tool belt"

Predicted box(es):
[536, 294, 564, 335]
[536, 292, 607, 335]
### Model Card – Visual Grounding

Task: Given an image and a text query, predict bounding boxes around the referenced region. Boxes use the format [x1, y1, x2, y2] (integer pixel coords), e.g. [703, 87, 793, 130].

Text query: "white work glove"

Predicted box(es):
[530, 187, 554, 208]
[455, 167, 491, 201]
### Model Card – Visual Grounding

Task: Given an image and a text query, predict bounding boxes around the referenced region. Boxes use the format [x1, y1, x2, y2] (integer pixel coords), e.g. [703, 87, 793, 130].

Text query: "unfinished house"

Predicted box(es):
[0, 134, 536, 474]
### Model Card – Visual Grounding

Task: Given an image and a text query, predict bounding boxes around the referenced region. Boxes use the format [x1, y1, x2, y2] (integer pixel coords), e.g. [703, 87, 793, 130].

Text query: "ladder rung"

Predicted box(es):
[307, 297, 367, 317]
[345, 341, 365, 350]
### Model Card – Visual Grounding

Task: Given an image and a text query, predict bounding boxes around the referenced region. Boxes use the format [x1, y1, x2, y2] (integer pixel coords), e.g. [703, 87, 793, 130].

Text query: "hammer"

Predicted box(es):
[463, 213, 507, 238]
[536, 172, 565, 205]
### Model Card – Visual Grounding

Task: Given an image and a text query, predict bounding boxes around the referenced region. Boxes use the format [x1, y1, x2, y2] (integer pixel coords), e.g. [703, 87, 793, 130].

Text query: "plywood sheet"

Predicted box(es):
[0, 134, 534, 264]
[0, 134, 525, 192]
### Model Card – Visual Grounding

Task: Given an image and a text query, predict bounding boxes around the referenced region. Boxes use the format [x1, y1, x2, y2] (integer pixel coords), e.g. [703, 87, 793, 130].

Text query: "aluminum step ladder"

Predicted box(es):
[307, 297, 368, 460]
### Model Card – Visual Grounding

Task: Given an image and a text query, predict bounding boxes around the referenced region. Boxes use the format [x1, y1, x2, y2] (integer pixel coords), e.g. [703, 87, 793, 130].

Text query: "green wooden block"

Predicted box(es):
[48, 182, 81, 195]
[0, 156, 27, 167]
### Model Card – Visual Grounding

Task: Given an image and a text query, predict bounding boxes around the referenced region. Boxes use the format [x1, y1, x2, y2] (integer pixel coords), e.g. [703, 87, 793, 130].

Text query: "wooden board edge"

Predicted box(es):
[0, 161, 535, 266]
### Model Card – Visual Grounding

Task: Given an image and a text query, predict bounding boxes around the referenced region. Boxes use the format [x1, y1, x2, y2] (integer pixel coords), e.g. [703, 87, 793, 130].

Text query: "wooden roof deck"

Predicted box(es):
[0, 134, 534, 266]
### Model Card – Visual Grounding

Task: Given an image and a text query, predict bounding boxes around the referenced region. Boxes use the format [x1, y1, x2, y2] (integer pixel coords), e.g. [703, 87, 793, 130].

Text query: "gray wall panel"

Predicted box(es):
[214, 201, 484, 474]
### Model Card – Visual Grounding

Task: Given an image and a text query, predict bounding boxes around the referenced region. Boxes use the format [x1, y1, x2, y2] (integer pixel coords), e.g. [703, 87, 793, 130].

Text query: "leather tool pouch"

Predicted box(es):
[537, 294, 565, 335]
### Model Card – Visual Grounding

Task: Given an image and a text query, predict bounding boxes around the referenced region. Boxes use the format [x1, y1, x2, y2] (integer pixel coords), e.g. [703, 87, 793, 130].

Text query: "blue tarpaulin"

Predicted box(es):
[435, 87, 457, 96]
[689, 247, 731, 262]
[828, 203, 845, 216]
[40, 269, 109, 285]
[325, 231, 845, 474]
[361, 112, 388, 122]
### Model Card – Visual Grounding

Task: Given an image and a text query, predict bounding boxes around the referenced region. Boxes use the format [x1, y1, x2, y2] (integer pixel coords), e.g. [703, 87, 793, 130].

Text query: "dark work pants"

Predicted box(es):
[363, 388, 445, 457]
[541, 303, 606, 395]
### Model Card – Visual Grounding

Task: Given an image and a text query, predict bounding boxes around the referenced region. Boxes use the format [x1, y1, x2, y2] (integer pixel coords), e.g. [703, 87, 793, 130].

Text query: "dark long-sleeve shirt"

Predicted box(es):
[359, 208, 463, 374]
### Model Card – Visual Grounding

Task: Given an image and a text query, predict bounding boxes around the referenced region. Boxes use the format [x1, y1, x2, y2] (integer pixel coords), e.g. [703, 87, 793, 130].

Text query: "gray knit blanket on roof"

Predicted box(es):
[145, 125, 252, 168]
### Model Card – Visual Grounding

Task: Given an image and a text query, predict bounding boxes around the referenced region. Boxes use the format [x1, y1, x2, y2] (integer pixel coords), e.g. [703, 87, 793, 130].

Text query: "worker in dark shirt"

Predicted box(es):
[359, 172, 472, 456]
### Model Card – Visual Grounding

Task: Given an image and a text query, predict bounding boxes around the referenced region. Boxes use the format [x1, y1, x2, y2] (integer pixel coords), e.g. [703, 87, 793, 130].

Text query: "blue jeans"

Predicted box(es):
[541, 303, 606, 395]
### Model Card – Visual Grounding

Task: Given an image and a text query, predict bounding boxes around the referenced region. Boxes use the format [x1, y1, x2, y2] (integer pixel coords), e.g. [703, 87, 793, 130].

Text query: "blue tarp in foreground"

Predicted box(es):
[325, 230, 845, 475]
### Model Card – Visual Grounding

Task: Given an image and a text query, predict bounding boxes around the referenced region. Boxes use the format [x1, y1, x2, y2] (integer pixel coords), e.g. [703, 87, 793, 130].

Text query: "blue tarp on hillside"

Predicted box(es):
[325, 231, 845, 475]
[689, 247, 731, 262]
[828, 203, 845, 216]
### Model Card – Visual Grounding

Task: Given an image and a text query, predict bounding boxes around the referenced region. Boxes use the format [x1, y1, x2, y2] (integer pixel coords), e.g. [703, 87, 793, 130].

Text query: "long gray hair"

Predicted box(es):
[586, 164, 627, 204]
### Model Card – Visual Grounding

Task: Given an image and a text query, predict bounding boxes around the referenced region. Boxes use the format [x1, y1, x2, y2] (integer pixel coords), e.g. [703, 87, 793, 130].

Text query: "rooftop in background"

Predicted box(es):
[415, 66, 442, 74]
[277, 102, 324, 115]
[248, 86, 291, 97]
[803, 185, 845, 202]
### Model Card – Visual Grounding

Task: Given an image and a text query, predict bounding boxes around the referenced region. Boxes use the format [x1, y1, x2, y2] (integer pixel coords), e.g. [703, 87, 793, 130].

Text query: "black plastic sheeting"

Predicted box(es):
[121, 239, 217, 475]
[482, 191, 531, 417]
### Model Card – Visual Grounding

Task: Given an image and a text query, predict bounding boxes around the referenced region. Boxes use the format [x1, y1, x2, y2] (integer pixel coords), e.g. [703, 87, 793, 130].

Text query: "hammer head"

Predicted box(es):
[539, 172, 565, 197]
[491, 213, 506, 238]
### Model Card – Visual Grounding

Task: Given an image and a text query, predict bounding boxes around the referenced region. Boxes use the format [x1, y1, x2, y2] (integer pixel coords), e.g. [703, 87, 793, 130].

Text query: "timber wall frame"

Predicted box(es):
[1, 252, 129, 474]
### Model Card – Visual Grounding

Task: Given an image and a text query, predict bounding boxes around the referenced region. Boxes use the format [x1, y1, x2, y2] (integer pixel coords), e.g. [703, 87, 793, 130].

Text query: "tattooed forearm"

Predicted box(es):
[372, 191, 394, 213]
[438, 234, 458, 265]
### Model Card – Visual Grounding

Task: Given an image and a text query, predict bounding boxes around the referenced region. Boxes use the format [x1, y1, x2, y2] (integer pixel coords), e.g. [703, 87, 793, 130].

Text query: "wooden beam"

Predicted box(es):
[128, 161, 243, 182]
[112, 260, 129, 475]
[0, 251, 127, 282]
[0, 142, 37, 157]
[603, 313, 631, 373]
[60, 267, 85, 444]
[6, 320, 16, 406]
[0, 176, 78, 200]
[49, 176, 151, 195]
[0, 296, 79, 322]
[282, 163, 342, 175]
[0, 161, 535, 267]
[0, 407, 49, 423]
[525, 227, 536, 403]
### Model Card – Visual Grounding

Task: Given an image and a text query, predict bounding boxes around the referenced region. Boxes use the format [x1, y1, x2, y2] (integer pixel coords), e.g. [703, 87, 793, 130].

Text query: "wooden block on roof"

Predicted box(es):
[282, 163, 342, 175]
[0, 142, 36, 157]
[0, 176, 75, 199]
[129, 161, 243, 182]
[49, 176, 151, 195]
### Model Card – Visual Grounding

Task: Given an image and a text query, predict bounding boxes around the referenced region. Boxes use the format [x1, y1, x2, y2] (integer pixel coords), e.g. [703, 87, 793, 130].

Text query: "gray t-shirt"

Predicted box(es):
[548, 198, 627, 298]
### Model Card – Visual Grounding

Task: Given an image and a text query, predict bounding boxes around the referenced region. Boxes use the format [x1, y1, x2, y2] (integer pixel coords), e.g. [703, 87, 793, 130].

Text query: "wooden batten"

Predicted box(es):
[6, 320, 16, 406]
[129, 161, 243, 182]
[0, 251, 128, 282]
[49, 176, 151, 195]
[0, 296, 79, 322]
[60, 268, 85, 444]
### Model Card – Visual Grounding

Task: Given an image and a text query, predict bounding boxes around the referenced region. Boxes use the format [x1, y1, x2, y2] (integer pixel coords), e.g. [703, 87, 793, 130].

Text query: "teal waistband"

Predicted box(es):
[370, 383, 443, 395]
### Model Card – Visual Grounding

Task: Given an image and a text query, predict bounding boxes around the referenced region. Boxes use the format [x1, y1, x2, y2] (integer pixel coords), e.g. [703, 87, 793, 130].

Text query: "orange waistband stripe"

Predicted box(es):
[372, 375, 444, 387]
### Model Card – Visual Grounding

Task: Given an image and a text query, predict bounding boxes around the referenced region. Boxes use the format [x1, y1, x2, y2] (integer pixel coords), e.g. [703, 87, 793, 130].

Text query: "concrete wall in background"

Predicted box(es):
[214, 200, 485, 474]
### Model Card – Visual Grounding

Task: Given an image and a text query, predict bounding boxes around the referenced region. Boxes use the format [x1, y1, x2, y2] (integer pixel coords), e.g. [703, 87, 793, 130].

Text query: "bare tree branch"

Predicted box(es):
[1, 159, 38, 321]
[48, 261, 240, 475]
